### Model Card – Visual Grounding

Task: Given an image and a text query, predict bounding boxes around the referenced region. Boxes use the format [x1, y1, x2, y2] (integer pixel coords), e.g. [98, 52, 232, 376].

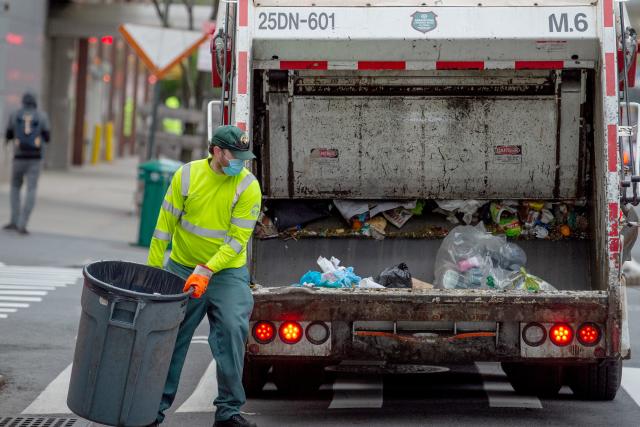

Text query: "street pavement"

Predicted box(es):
[3, 157, 640, 426]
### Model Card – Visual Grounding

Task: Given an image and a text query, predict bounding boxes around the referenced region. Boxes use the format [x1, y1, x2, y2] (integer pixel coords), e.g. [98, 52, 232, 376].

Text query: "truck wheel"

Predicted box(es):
[567, 359, 622, 400]
[242, 357, 270, 397]
[272, 362, 325, 395]
[501, 362, 563, 397]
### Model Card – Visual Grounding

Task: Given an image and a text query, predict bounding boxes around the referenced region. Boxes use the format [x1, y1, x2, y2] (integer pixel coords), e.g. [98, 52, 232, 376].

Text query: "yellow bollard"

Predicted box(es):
[91, 124, 102, 165]
[104, 121, 114, 162]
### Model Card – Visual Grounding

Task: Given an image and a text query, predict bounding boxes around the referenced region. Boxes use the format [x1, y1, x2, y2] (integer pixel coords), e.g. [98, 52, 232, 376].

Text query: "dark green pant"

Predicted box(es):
[157, 258, 253, 422]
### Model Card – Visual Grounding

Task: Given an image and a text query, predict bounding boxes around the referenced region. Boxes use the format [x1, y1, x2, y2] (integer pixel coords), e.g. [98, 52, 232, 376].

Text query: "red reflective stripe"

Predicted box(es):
[604, 0, 614, 28]
[279, 61, 328, 70]
[239, 0, 248, 27]
[606, 53, 616, 96]
[610, 237, 620, 254]
[358, 61, 406, 70]
[238, 51, 248, 95]
[436, 61, 484, 70]
[608, 124, 618, 172]
[236, 122, 247, 131]
[515, 61, 564, 70]
[609, 202, 619, 237]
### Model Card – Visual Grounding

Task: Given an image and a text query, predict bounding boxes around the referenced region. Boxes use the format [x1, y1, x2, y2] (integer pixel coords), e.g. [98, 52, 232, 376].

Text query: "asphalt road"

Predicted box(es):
[2, 261, 640, 426]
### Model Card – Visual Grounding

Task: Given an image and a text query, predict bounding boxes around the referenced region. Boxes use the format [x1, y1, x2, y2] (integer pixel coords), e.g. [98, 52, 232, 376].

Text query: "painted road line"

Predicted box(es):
[475, 362, 543, 409]
[22, 364, 72, 414]
[622, 367, 640, 407]
[0, 290, 48, 296]
[0, 308, 18, 313]
[0, 314, 7, 319]
[0, 296, 43, 302]
[329, 377, 384, 409]
[0, 284, 57, 290]
[0, 302, 29, 308]
[0, 279, 73, 285]
[176, 360, 218, 413]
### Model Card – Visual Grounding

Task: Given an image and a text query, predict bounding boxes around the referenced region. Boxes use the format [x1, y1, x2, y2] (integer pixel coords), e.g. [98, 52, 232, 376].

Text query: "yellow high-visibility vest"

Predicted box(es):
[147, 158, 262, 272]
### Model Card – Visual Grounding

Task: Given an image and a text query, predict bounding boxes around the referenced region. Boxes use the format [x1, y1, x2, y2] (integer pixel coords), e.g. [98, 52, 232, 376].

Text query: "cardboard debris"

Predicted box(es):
[411, 278, 434, 290]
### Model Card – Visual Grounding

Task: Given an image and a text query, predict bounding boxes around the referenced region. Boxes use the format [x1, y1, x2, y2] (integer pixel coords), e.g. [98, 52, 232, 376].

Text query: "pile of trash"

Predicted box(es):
[436, 199, 589, 239]
[255, 198, 589, 242]
[296, 256, 428, 290]
[434, 224, 556, 292]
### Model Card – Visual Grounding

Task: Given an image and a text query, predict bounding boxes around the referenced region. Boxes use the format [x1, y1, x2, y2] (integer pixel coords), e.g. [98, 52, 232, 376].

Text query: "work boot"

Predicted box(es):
[3, 223, 17, 231]
[213, 414, 257, 427]
[17, 228, 29, 235]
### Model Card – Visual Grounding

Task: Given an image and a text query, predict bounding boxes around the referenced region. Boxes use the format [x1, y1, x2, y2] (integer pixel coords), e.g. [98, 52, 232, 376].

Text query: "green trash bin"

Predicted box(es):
[137, 159, 182, 247]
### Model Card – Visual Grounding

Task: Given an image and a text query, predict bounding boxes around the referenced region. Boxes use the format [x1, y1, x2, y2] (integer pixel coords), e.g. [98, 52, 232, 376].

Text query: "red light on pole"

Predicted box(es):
[148, 75, 158, 85]
[101, 35, 113, 45]
[6, 33, 23, 45]
[88, 37, 98, 44]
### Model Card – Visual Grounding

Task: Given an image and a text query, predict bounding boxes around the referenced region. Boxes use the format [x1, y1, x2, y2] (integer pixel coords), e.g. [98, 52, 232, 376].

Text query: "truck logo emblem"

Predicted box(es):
[411, 11, 438, 34]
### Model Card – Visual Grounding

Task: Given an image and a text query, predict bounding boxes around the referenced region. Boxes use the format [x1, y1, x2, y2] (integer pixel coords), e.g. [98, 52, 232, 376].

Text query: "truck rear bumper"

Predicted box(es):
[248, 287, 618, 363]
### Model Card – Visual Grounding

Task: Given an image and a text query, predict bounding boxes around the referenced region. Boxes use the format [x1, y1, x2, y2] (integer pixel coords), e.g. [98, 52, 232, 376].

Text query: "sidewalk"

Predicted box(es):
[0, 157, 148, 267]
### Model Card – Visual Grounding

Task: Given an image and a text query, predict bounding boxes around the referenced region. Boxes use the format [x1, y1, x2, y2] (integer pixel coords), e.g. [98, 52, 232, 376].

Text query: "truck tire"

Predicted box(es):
[501, 362, 563, 397]
[242, 357, 270, 397]
[567, 359, 622, 400]
[272, 362, 325, 395]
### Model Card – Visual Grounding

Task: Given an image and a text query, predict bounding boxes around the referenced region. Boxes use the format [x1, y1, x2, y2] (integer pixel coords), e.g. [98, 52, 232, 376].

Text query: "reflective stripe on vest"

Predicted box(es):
[153, 229, 171, 241]
[231, 174, 257, 211]
[230, 217, 256, 229]
[180, 218, 227, 239]
[162, 200, 182, 218]
[225, 235, 243, 254]
[181, 162, 191, 198]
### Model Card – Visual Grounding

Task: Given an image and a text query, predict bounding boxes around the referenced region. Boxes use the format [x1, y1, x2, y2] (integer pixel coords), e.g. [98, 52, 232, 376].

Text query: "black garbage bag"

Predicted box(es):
[270, 200, 332, 232]
[376, 263, 412, 288]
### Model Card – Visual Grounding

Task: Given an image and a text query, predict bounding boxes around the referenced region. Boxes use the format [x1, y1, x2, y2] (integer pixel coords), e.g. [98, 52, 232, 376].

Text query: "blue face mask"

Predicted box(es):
[223, 159, 244, 176]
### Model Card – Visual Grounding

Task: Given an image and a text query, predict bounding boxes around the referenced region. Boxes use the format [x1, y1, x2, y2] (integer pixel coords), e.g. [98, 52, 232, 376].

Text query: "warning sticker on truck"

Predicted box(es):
[494, 145, 522, 164]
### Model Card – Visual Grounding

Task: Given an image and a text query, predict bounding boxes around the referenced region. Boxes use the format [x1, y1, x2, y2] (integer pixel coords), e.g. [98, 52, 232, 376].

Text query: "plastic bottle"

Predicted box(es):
[442, 270, 468, 289]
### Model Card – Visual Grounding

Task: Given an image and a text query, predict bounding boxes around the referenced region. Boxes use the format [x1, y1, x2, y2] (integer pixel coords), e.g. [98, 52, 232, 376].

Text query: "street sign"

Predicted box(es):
[119, 23, 209, 78]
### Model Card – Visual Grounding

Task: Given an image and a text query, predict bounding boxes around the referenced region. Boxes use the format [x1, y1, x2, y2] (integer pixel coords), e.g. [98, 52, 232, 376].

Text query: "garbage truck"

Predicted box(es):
[209, 0, 640, 399]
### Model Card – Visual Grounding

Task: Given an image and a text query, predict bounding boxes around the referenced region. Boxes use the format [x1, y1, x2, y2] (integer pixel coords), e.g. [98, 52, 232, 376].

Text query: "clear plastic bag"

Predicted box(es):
[434, 224, 528, 290]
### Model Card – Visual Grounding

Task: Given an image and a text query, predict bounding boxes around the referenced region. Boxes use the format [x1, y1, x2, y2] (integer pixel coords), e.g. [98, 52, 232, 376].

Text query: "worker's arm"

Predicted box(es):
[147, 166, 185, 268]
[205, 177, 262, 272]
[5, 113, 15, 142]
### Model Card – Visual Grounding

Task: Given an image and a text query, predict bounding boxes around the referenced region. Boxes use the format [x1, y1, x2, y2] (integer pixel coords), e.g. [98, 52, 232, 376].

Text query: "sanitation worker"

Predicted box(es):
[146, 125, 261, 427]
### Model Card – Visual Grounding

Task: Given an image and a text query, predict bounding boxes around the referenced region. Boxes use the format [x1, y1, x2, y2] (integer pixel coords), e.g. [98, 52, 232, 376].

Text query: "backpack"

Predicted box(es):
[14, 110, 43, 152]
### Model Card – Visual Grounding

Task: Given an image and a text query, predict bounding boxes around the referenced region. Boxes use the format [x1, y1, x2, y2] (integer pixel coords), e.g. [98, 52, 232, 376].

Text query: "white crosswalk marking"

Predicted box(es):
[622, 367, 640, 407]
[176, 361, 218, 413]
[475, 362, 543, 409]
[22, 363, 73, 414]
[0, 264, 82, 320]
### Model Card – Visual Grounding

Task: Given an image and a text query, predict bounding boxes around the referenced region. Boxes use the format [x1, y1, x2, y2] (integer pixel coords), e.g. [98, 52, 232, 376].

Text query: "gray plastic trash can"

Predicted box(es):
[67, 261, 190, 427]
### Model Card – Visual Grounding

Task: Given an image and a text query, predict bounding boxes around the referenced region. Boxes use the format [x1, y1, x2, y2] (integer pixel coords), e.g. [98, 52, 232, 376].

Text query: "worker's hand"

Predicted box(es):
[184, 265, 213, 298]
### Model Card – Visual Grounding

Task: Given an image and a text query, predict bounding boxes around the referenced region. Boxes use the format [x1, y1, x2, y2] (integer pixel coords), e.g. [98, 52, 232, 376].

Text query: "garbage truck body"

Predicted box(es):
[211, 0, 638, 399]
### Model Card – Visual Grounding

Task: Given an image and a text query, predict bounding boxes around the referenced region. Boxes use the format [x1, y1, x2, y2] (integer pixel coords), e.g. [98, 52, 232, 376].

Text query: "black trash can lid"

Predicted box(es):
[83, 261, 189, 301]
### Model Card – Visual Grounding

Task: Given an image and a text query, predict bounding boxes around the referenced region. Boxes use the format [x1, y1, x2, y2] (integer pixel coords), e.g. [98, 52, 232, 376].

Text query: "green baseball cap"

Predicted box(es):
[210, 125, 256, 160]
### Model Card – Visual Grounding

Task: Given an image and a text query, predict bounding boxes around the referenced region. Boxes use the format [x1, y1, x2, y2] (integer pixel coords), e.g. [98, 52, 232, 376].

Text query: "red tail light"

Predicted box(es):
[577, 323, 601, 346]
[279, 321, 303, 344]
[252, 321, 275, 344]
[549, 323, 573, 346]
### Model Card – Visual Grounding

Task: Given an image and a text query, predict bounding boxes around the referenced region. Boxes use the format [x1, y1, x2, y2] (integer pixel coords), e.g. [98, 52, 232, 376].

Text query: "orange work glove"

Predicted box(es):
[183, 265, 213, 298]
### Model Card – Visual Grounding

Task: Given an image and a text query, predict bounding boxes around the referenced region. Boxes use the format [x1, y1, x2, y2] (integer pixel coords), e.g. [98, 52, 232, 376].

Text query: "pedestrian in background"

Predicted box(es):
[3, 92, 50, 235]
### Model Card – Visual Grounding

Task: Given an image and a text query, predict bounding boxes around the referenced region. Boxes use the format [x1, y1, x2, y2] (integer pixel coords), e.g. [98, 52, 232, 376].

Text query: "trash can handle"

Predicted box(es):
[108, 299, 143, 329]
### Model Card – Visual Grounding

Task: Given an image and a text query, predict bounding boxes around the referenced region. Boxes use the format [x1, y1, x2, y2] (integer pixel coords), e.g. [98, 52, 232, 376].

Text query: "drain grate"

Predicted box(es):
[0, 418, 83, 427]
